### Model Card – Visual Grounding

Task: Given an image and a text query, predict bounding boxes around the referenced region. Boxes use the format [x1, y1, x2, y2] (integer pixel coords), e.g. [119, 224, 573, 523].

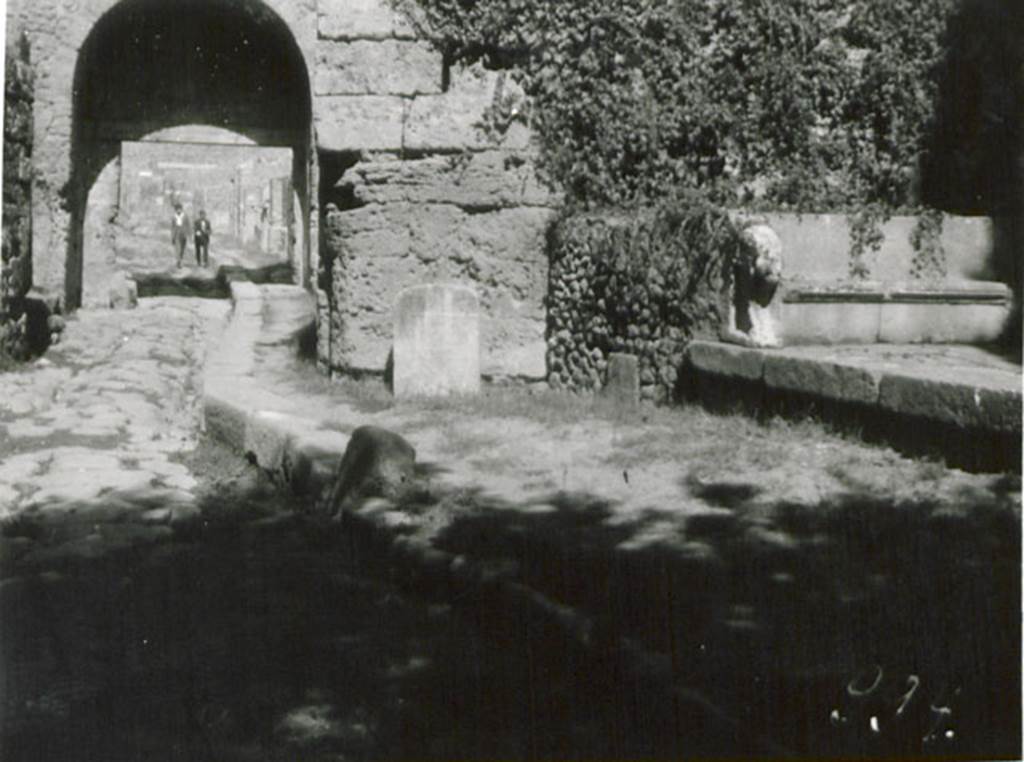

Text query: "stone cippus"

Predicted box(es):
[830, 664, 960, 748]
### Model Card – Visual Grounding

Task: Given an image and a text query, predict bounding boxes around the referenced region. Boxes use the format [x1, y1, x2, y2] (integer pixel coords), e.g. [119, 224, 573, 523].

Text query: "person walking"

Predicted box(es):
[194, 209, 212, 267]
[171, 204, 192, 268]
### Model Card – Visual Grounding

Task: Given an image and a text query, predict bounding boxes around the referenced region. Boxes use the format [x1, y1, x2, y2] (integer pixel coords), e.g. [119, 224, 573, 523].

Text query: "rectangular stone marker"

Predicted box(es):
[603, 353, 639, 407]
[393, 283, 480, 397]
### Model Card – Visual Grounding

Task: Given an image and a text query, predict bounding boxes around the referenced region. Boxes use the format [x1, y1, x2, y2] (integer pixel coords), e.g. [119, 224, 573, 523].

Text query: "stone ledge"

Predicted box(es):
[783, 280, 1012, 304]
[763, 354, 880, 405]
[878, 374, 1022, 432]
[686, 341, 765, 381]
[685, 340, 1022, 456]
[340, 150, 557, 209]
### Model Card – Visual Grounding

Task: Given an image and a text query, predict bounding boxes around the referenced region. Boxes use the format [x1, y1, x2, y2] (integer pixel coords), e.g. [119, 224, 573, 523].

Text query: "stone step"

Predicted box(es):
[257, 285, 316, 347]
[132, 262, 293, 299]
[683, 340, 1021, 472]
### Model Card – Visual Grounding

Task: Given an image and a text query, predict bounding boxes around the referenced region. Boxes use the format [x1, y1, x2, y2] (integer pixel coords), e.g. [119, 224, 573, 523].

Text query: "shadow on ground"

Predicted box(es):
[1, 451, 1019, 761]
[1, 464, 745, 762]
[414, 470, 1022, 760]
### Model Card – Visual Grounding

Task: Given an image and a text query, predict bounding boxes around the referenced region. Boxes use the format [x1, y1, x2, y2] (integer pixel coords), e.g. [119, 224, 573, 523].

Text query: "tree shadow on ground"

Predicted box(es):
[2, 463, 1019, 761]
[421, 472, 1021, 760]
[1, 476, 680, 762]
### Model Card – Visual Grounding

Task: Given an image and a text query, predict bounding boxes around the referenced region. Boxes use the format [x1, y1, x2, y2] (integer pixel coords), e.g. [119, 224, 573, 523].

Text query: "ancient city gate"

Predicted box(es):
[12, 0, 555, 378]
[28, 0, 317, 310]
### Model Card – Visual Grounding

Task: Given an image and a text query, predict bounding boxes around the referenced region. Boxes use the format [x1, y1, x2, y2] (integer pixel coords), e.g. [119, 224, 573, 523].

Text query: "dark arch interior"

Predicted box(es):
[68, 0, 312, 308]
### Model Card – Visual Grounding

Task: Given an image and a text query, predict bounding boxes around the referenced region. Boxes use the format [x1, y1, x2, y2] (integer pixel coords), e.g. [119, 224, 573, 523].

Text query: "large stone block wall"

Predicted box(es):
[1, 32, 34, 359]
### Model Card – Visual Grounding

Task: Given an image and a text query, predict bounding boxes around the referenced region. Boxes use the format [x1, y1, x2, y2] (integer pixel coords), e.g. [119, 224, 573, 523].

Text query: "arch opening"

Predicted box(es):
[69, 0, 312, 308]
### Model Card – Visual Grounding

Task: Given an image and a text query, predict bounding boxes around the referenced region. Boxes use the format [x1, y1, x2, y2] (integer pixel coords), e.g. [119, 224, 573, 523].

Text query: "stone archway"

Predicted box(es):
[68, 0, 313, 309]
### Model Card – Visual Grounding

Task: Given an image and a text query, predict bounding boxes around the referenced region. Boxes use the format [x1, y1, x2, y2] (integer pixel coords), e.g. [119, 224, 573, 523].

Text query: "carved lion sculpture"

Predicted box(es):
[720, 223, 783, 348]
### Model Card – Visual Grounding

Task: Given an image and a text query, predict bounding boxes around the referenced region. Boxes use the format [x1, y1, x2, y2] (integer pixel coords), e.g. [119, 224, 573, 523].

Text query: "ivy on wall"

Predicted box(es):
[396, 0, 963, 217]
[547, 199, 744, 400]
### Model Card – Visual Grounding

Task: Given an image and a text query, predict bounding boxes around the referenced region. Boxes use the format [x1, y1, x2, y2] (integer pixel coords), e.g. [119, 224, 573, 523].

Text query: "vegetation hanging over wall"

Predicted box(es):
[396, 0, 1022, 388]
[397, 0, 984, 215]
[1, 33, 35, 367]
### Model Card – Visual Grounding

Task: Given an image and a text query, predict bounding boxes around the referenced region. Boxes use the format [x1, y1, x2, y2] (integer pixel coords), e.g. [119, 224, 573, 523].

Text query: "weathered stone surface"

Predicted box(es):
[878, 374, 1022, 432]
[877, 302, 1010, 344]
[405, 93, 532, 152]
[108, 273, 138, 309]
[763, 354, 880, 404]
[758, 212, 996, 282]
[324, 425, 416, 514]
[314, 40, 441, 96]
[781, 301, 882, 344]
[686, 340, 765, 381]
[404, 66, 531, 152]
[326, 205, 551, 377]
[342, 151, 556, 209]
[393, 283, 481, 398]
[256, 285, 316, 347]
[318, 0, 417, 40]
[404, 92, 493, 152]
[314, 96, 405, 152]
[603, 353, 640, 407]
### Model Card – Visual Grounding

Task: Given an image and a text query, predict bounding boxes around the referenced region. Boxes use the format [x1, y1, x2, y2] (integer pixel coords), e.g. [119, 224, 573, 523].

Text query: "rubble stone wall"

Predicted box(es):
[1, 31, 34, 360]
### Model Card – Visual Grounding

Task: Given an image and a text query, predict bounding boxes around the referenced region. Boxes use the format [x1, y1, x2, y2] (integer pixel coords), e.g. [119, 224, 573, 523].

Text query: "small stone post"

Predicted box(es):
[393, 283, 480, 398]
[602, 353, 640, 407]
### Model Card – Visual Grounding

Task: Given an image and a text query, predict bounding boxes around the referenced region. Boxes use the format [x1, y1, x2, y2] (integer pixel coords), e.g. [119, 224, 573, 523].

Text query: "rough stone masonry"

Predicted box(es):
[4, 0, 558, 380]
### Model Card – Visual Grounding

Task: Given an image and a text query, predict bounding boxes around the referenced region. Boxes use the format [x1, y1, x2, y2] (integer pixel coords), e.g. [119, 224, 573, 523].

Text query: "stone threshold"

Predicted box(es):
[684, 340, 1021, 472]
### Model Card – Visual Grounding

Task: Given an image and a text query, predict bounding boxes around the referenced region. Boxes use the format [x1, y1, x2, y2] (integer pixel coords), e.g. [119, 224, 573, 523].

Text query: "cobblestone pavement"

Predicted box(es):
[0, 298, 230, 515]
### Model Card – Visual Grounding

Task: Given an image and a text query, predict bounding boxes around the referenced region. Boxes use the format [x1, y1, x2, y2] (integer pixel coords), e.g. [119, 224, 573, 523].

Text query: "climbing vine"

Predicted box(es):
[395, 0, 958, 217]
[909, 207, 947, 281]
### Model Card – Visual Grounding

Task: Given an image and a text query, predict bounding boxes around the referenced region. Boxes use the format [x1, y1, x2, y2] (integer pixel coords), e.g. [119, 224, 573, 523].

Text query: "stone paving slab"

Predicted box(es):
[686, 340, 1022, 434]
[0, 298, 230, 517]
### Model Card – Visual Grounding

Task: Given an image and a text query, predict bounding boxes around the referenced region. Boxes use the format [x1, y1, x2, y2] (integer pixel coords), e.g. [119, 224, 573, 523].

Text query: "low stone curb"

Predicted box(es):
[684, 339, 1021, 471]
[202, 276, 788, 755]
[685, 339, 1021, 434]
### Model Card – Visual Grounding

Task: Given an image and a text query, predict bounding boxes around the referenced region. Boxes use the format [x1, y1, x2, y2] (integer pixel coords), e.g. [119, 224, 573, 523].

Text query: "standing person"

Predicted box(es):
[171, 204, 192, 268]
[194, 209, 212, 267]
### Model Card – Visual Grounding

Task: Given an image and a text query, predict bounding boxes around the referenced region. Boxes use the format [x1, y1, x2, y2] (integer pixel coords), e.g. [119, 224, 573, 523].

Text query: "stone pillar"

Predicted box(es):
[393, 283, 480, 398]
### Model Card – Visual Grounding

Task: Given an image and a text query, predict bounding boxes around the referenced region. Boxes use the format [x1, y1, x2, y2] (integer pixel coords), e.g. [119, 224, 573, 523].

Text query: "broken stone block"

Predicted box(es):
[393, 283, 480, 398]
[324, 425, 416, 515]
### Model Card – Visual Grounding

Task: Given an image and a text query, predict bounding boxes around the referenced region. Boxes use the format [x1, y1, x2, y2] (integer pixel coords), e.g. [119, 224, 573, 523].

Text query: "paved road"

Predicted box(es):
[0, 298, 229, 514]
